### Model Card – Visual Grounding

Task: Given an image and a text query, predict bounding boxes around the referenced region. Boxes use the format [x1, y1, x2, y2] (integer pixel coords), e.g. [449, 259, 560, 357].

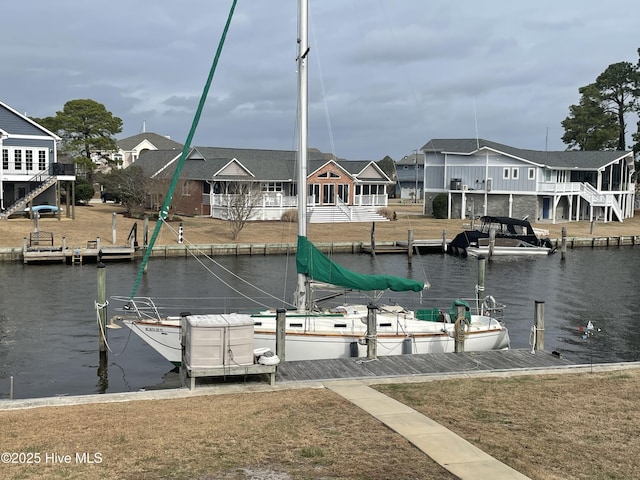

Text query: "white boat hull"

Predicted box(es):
[122, 306, 510, 365]
[466, 246, 551, 257]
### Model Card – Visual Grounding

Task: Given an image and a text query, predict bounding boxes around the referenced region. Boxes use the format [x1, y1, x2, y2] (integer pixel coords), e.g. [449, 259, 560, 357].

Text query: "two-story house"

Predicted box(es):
[396, 152, 423, 202]
[0, 101, 75, 219]
[421, 138, 635, 223]
[133, 146, 393, 222]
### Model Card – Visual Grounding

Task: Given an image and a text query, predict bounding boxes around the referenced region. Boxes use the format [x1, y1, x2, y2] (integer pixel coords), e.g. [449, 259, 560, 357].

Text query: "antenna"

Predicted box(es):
[474, 100, 479, 149]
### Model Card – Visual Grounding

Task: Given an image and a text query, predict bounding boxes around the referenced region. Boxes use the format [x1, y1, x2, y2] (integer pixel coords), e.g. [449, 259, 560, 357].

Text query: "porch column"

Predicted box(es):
[0, 133, 6, 210]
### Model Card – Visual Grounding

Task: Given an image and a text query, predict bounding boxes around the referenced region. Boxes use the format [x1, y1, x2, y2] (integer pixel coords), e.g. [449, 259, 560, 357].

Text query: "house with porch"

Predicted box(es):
[133, 145, 393, 222]
[0, 101, 75, 219]
[421, 138, 636, 223]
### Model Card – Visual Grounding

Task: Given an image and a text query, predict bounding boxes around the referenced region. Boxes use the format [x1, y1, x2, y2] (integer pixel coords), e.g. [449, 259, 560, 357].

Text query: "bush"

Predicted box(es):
[281, 209, 297, 222]
[377, 207, 397, 221]
[432, 193, 448, 219]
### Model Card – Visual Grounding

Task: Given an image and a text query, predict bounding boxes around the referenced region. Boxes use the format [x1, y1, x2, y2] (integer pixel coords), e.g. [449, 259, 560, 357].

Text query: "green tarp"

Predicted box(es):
[296, 236, 425, 292]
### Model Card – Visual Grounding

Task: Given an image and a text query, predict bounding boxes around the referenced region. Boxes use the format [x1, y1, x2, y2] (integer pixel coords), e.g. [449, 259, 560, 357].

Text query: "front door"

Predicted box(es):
[322, 184, 335, 205]
[542, 197, 550, 219]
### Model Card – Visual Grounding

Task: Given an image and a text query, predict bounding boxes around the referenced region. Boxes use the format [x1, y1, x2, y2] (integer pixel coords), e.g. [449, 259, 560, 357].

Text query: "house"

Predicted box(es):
[133, 146, 393, 222]
[0, 101, 75, 219]
[101, 131, 183, 170]
[421, 138, 636, 223]
[396, 152, 423, 202]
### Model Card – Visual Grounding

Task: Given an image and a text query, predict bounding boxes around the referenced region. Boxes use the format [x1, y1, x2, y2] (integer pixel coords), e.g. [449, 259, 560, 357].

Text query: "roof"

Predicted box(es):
[422, 138, 633, 170]
[133, 146, 391, 183]
[117, 132, 183, 151]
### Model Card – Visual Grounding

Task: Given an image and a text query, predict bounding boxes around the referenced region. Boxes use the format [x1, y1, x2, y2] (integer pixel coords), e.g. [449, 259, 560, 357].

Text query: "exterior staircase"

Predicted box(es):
[308, 203, 390, 223]
[0, 173, 57, 219]
[579, 183, 623, 222]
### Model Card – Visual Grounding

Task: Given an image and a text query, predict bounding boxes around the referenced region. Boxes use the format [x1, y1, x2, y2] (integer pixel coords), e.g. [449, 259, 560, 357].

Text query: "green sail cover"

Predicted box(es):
[296, 236, 425, 292]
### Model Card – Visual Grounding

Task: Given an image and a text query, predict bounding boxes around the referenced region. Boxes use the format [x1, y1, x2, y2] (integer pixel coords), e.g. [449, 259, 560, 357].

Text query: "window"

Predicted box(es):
[528, 168, 535, 180]
[318, 171, 340, 178]
[503, 168, 510, 179]
[2, 149, 7, 170]
[544, 170, 552, 182]
[262, 182, 283, 192]
[338, 184, 349, 203]
[25, 150, 33, 171]
[38, 150, 47, 171]
[15, 150, 22, 170]
[181, 181, 190, 196]
[512, 168, 519, 179]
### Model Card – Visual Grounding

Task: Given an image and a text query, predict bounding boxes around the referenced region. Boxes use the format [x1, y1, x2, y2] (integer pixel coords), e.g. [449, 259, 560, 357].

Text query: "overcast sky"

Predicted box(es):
[3, 1, 638, 160]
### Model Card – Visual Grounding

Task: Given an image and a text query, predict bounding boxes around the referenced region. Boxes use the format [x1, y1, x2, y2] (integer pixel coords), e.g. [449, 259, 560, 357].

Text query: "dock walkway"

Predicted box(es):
[274, 349, 574, 383]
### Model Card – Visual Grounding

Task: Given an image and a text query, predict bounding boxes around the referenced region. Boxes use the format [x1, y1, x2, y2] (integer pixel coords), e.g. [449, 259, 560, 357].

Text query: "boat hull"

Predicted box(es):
[122, 310, 510, 364]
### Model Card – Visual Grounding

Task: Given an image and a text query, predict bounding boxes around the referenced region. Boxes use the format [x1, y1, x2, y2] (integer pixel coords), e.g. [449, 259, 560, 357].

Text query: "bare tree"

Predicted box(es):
[224, 181, 263, 240]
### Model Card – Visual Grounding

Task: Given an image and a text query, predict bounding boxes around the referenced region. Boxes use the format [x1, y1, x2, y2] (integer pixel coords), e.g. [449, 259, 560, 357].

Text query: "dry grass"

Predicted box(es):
[2, 201, 640, 249]
[377, 369, 640, 480]
[2, 369, 639, 479]
[0, 389, 454, 480]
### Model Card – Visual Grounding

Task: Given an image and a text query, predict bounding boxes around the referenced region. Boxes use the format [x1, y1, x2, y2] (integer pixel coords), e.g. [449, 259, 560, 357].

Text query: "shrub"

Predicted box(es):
[377, 207, 397, 221]
[281, 209, 297, 222]
[432, 193, 448, 219]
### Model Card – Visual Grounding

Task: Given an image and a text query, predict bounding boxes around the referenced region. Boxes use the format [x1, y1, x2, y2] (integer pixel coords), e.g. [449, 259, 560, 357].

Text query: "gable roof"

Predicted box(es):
[0, 101, 60, 139]
[422, 138, 633, 170]
[117, 132, 183, 151]
[133, 146, 391, 183]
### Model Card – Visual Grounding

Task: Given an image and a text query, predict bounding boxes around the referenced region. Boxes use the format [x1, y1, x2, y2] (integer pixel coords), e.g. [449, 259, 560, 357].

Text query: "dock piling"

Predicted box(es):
[97, 263, 107, 353]
[366, 304, 378, 359]
[533, 300, 545, 353]
[407, 229, 413, 265]
[561, 227, 567, 261]
[276, 308, 286, 362]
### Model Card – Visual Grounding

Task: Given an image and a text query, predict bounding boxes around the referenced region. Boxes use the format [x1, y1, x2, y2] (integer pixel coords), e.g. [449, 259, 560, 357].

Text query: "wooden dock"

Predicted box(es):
[274, 349, 574, 383]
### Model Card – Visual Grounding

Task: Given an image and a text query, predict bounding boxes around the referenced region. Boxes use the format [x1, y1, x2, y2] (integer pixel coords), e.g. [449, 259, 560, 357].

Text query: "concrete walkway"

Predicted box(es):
[325, 380, 530, 480]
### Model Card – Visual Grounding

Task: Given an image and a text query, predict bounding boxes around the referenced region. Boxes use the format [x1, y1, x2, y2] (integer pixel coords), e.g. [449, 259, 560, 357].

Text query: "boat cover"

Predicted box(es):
[296, 236, 426, 292]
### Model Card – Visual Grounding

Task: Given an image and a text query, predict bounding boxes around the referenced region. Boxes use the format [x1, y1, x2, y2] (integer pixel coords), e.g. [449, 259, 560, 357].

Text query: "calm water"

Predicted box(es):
[1, 246, 638, 399]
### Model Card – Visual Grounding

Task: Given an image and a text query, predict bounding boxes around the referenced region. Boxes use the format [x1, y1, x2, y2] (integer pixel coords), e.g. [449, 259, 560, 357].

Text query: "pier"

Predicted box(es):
[22, 235, 135, 264]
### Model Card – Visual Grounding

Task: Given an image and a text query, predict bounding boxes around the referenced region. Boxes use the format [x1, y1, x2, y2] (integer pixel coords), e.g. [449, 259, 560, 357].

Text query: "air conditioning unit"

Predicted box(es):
[462, 184, 468, 191]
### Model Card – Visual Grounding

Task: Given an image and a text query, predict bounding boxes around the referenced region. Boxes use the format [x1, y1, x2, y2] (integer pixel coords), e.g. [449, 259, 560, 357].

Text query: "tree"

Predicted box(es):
[562, 61, 639, 151]
[100, 166, 149, 216]
[224, 182, 263, 240]
[31, 99, 123, 174]
[377, 155, 398, 198]
[561, 84, 619, 151]
[75, 177, 95, 204]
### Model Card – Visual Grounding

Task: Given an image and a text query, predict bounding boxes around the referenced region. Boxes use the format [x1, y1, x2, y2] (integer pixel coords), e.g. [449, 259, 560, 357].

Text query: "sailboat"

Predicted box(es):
[116, 0, 510, 365]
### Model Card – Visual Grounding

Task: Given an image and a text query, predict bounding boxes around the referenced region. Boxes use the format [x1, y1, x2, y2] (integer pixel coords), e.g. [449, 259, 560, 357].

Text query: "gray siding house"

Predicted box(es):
[395, 152, 423, 202]
[421, 138, 635, 223]
[0, 101, 75, 218]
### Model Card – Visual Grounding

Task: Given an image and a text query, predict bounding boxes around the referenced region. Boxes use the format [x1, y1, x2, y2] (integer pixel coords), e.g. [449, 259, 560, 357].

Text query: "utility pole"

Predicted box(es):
[414, 149, 419, 203]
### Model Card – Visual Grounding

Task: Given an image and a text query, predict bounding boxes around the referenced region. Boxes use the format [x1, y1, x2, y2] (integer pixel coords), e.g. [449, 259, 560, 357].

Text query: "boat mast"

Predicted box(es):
[295, 0, 309, 312]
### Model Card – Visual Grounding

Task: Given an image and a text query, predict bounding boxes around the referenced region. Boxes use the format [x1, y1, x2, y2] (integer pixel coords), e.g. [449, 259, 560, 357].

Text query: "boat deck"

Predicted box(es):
[274, 349, 574, 383]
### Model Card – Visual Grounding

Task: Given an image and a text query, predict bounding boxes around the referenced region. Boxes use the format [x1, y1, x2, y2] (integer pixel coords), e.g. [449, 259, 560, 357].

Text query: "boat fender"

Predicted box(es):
[257, 350, 280, 366]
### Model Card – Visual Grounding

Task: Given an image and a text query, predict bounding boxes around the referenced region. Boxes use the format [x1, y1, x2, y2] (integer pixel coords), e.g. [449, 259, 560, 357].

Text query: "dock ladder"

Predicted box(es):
[72, 247, 82, 265]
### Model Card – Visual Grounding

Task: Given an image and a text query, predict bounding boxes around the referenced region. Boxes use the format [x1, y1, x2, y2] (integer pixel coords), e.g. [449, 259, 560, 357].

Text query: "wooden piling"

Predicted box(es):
[407, 229, 414, 265]
[9, 375, 13, 400]
[561, 227, 567, 261]
[534, 300, 545, 352]
[476, 255, 486, 312]
[370, 222, 376, 255]
[366, 303, 378, 360]
[488, 228, 496, 260]
[97, 263, 107, 352]
[454, 303, 467, 353]
[276, 308, 286, 362]
[442, 230, 447, 253]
